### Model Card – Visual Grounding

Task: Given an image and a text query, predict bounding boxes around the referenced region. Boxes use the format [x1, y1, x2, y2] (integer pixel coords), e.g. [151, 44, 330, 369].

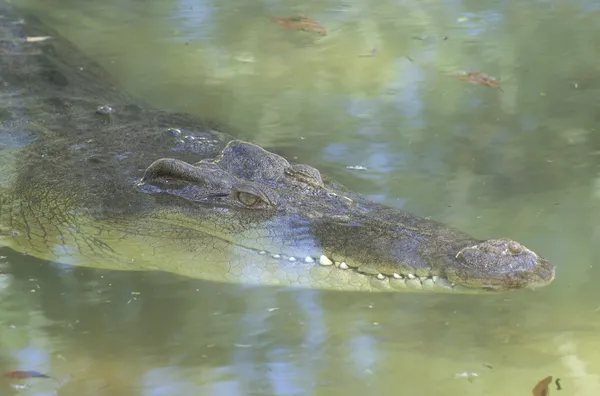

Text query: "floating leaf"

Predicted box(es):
[4, 370, 50, 380]
[270, 16, 326, 36]
[532, 376, 552, 396]
[454, 71, 504, 92]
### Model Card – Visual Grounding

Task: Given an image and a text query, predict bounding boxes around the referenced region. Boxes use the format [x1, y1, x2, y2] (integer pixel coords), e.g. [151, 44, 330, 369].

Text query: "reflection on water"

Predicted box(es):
[3, 0, 600, 394]
[2, 250, 600, 396]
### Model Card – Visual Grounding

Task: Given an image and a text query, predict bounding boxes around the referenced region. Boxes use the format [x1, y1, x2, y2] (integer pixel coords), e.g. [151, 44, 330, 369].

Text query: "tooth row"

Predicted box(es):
[256, 250, 447, 286]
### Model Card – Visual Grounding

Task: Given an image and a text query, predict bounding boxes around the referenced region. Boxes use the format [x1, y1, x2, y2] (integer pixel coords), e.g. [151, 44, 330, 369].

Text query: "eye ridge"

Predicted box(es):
[284, 165, 324, 188]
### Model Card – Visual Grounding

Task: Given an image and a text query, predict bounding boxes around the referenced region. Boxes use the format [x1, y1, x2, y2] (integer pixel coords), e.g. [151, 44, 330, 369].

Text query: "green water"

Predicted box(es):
[1, 0, 600, 394]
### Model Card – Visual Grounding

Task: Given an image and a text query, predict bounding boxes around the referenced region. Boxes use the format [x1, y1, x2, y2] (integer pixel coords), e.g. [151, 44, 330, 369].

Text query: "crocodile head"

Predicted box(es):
[137, 140, 555, 293]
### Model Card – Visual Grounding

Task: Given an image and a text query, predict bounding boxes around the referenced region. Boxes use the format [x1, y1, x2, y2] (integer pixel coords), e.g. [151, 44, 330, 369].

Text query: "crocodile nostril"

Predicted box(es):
[508, 242, 523, 254]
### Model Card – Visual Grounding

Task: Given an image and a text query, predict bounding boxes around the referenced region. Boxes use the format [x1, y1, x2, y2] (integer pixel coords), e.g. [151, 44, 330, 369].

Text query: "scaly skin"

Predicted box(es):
[0, 2, 555, 293]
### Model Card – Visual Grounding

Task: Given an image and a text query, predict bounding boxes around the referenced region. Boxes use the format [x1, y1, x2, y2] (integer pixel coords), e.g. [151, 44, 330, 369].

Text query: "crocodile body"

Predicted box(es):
[0, 3, 555, 293]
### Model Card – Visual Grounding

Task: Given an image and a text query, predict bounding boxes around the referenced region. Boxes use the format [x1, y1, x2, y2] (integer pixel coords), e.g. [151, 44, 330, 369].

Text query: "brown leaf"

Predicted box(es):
[455, 71, 503, 91]
[270, 16, 326, 36]
[532, 376, 553, 396]
[4, 370, 50, 379]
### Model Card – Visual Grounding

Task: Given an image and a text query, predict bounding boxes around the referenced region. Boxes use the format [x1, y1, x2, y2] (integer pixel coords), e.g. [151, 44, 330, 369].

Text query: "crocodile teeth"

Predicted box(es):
[376, 273, 385, 280]
[339, 262, 349, 270]
[393, 273, 402, 279]
[272, 254, 281, 259]
[407, 274, 416, 279]
[319, 255, 333, 266]
[288, 257, 296, 262]
[304, 256, 314, 263]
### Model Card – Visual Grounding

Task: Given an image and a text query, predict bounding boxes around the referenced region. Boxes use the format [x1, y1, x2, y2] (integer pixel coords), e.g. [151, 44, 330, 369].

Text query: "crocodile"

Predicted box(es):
[0, 3, 555, 293]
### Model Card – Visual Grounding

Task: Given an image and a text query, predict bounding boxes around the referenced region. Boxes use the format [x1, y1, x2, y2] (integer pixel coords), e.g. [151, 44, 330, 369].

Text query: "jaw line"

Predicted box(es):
[253, 248, 498, 294]
[150, 218, 528, 294]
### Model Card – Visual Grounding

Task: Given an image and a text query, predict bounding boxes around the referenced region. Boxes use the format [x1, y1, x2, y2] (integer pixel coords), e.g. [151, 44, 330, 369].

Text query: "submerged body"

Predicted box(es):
[0, 2, 555, 293]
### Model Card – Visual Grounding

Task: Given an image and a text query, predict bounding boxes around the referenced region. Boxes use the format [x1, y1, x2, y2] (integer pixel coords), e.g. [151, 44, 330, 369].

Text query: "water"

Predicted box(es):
[1, 0, 600, 394]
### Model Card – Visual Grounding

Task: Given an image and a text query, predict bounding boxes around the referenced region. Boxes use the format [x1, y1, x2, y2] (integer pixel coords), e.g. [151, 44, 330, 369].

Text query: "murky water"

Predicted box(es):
[2, 0, 600, 394]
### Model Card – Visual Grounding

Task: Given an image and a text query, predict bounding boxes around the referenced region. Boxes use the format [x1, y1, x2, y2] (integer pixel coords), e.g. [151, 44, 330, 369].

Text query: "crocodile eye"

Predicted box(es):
[231, 184, 273, 209]
[236, 191, 260, 206]
[234, 191, 273, 209]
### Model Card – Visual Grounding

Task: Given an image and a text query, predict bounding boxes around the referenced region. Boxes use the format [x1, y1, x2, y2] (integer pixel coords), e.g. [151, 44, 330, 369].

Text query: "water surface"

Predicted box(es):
[2, 0, 600, 394]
